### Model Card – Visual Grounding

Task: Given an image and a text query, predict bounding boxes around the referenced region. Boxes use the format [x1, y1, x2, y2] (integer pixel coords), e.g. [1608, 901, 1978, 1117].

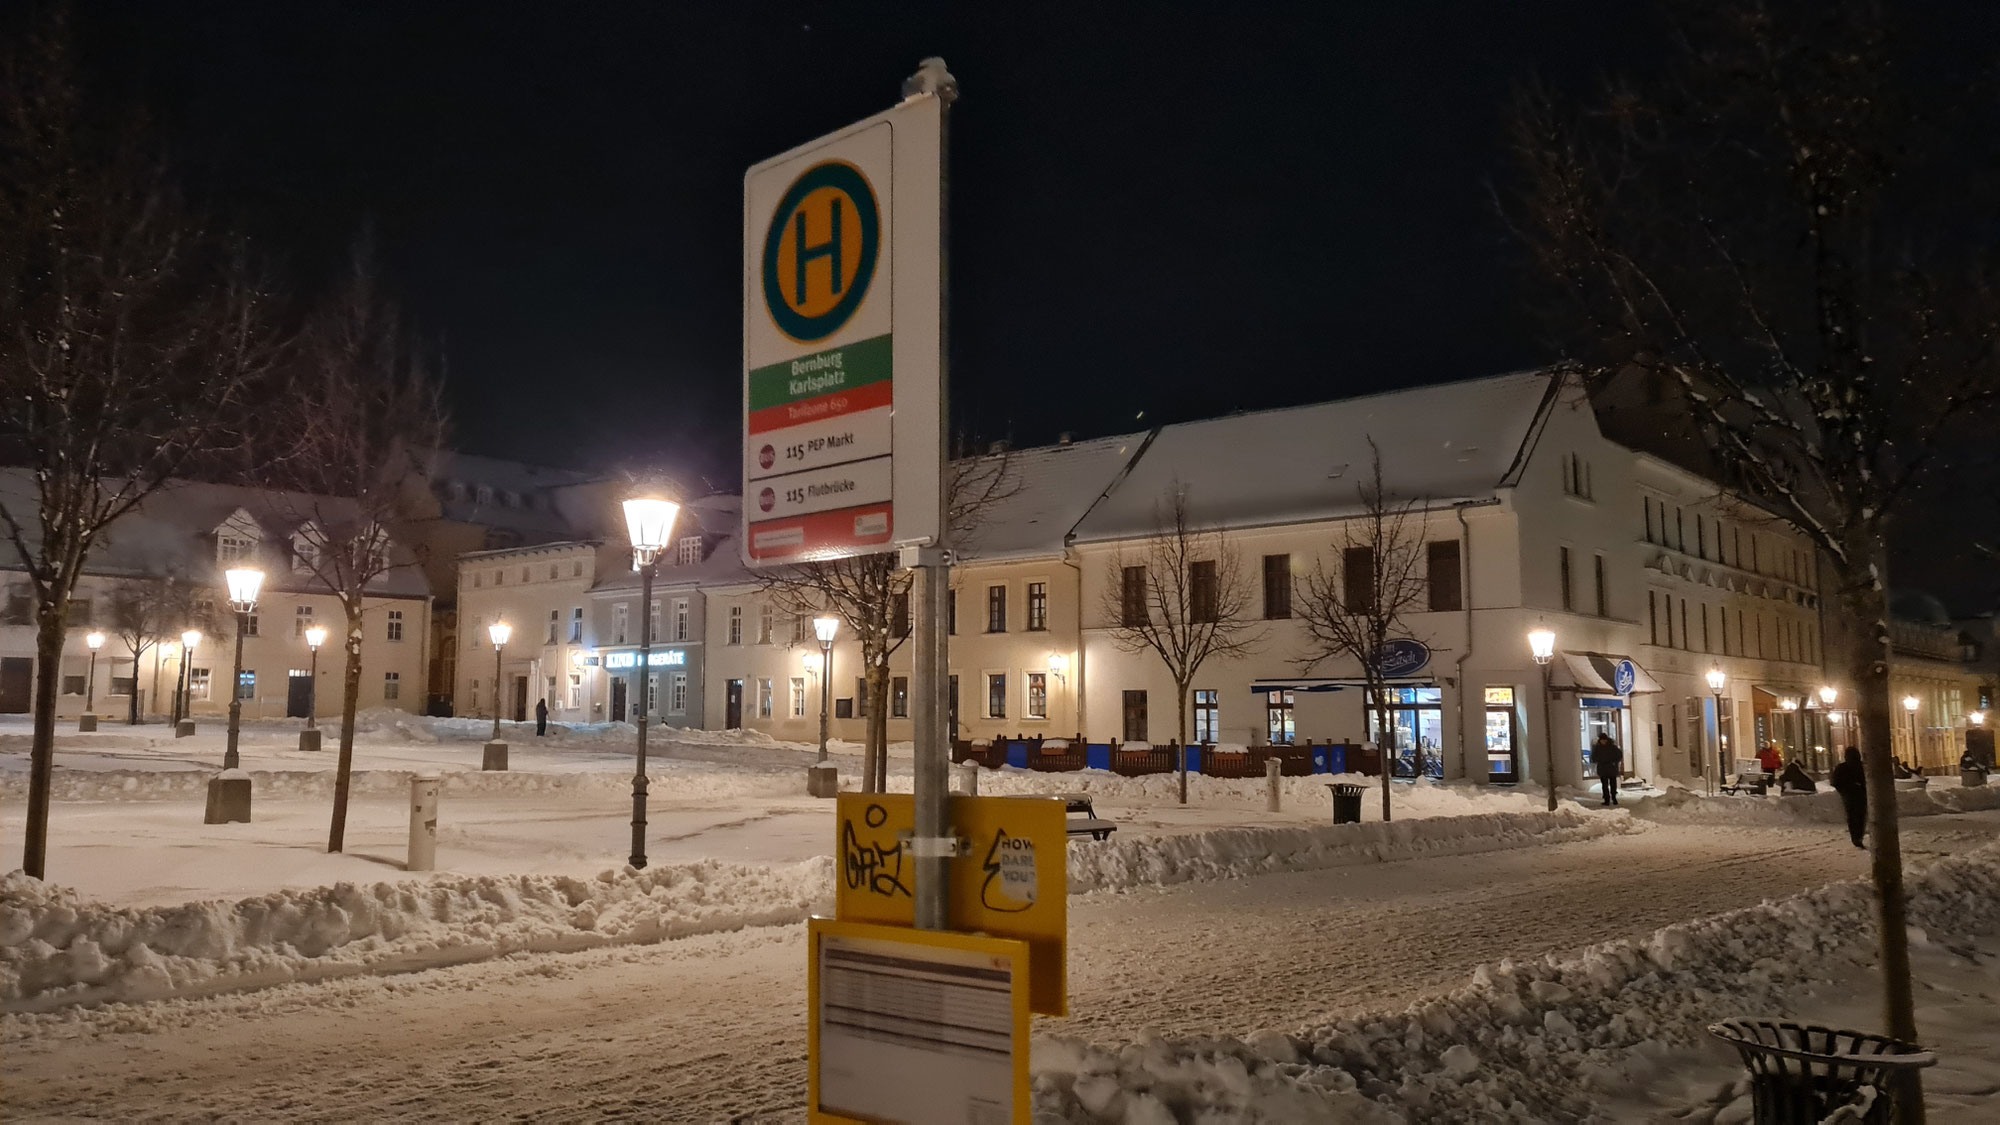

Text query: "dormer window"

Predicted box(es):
[676, 536, 703, 566]
[475, 485, 493, 506]
[291, 523, 322, 573]
[217, 533, 255, 565]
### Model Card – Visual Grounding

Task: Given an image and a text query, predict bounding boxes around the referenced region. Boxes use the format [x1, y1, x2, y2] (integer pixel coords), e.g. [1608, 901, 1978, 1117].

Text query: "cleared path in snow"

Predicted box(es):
[5, 815, 1995, 1123]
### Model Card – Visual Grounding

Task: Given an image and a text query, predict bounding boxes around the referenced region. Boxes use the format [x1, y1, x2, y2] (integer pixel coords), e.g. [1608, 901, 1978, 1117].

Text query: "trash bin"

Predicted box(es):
[1707, 1018, 1934, 1124]
[1328, 783, 1364, 825]
[1961, 767, 1988, 788]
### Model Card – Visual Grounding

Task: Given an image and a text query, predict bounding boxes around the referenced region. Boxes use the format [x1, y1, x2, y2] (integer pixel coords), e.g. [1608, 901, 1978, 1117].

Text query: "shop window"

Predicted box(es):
[1369, 686, 1444, 777]
[1265, 690, 1296, 745]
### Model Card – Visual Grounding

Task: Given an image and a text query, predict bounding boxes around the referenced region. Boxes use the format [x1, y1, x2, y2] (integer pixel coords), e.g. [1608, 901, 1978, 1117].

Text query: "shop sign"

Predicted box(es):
[1376, 639, 1431, 678]
[1614, 659, 1637, 696]
[603, 650, 686, 669]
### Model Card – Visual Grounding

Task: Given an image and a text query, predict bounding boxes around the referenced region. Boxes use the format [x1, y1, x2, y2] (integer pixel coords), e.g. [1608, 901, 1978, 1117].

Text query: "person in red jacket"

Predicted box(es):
[1756, 743, 1783, 775]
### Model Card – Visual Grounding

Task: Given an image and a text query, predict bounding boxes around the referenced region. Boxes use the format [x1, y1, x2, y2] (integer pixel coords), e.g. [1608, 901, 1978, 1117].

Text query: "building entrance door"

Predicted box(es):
[1578, 701, 1629, 778]
[512, 676, 528, 722]
[286, 673, 313, 719]
[609, 678, 627, 722]
[1484, 686, 1519, 783]
[725, 679, 744, 728]
[0, 657, 32, 713]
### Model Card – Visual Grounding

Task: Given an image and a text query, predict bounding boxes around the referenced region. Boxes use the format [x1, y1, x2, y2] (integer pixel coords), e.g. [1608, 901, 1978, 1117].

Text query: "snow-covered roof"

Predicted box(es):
[0, 469, 429, 598]
[1071, 372, 1557, 541]
[956, 433, 1150, 562]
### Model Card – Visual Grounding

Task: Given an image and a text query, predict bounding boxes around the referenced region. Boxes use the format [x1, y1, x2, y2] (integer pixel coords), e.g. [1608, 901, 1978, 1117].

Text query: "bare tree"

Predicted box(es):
[1505, 0, 1999, 1096]
[261, 239, 445, 853]
[105, 577, 209, 725]
[1100, 484, 1262, 804]
[0, 13, 283, 878]
[1294, 442, 1433, 822]
[757, 451, 1016, 792]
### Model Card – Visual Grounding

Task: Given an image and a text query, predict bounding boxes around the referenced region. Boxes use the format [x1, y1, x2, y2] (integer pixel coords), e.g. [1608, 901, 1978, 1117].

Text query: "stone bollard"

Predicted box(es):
[176, 719, 196, 738]
[298, 728, 322, 753]
[1266, 758, 1282, 812]
[78, 713, 98, 732]
[203, 769, 253, 824]
[482, 740, 508, 771]
[955, 761, 980, 796]
[408, 772, 440, 871]
[807, 761, 839, 798]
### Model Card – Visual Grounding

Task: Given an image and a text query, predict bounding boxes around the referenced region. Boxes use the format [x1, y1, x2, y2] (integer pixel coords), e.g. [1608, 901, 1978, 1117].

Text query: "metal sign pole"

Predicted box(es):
[909, 59, 957, 932]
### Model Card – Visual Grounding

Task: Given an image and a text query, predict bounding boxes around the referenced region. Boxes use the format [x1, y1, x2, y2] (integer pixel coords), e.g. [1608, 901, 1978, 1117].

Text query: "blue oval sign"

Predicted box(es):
[1377, 639, 1431, 678]
[1614, 659, 1637, 696]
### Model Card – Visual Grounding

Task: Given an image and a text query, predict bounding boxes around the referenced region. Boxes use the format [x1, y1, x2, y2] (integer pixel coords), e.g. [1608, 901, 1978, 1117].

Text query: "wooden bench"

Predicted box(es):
[1720, 757, 1769, 795]
[1060, 793, 1117, 841]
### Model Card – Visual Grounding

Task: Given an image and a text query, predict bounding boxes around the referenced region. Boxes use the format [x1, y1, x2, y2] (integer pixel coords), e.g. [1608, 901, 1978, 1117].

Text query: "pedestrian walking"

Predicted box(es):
[1589, 733, 1624, 807]
[534, 697, 548, 737]
[1831, 746, 1867, 848]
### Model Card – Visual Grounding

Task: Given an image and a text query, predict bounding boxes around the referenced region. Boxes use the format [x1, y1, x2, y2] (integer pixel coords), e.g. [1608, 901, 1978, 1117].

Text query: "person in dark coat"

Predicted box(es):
[534, 698, 548, 737]
[1830, 746, 1868, 848]
[1589, 733, 1624, 807]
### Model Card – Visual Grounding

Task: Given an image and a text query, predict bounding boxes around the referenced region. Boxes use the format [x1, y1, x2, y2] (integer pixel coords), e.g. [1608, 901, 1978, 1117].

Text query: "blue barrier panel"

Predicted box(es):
[1086, 744, 1111, 771]
[1184, 745, 1202, 775]
[1005, 742, 1029, 769]
[1323, 745, 1347, 775]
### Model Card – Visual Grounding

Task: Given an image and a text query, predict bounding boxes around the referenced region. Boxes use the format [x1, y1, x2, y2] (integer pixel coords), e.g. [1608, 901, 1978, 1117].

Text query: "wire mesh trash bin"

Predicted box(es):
[1707, 1019, 1933, 1124]
[1328, 783, 1364, 825]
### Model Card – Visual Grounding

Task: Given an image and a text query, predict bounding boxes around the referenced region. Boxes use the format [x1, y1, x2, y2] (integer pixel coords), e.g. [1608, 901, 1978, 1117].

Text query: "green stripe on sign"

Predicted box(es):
[748, 334, 893, 412]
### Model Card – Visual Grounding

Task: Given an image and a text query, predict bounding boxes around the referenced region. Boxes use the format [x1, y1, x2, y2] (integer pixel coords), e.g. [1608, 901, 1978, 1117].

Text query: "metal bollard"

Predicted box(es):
[408, 772, 439, 871]
[956, 761, 979, 796]
[1266, 758, 1282, 812]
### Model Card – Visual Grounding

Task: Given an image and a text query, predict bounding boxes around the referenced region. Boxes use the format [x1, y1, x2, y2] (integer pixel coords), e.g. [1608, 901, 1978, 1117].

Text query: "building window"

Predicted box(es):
[1643, 497, 1655, 544]
[672, 599, 689, 641]
[547, 609, 559, 645]
[570, 607, 584, 643]
[1120, 566, 1147, 627]
[1342, 546, 1375, 613]
[893, 591, 911, 637]
[669, 672, 688, 715]
[1649, 591, 1660, 646]
[1262, 554, 1292, 619]
[728, 605, 743, 645]
[1593, 554, 1607, 617]
[757, 678, 773, 720]
[986, 585, 1007, 633]
[1189, 560, 1218, 623]
[386, 609, 404, 642]
[1266, 690, 1296, 745]
[1675, 508, 1686, 552]
[520, 566, 531, 583]
[295, 606, 315, 636]
[1024, 673, 1047, 720]
[676, 536, 702, 566]
[189, 668, 212, 700]
[1702, 604, 1712, 652]
[1680, 600, 1689, 654]
[1559, 547, 1573, 612]
[646, 672, 659, 716]
[1193, 689, 1219, 743]
[470, 679, 479, 712]
[494, 569, 503, 586]
[1026, 582, 1048, 631]
[567, 673, 582, 709]
[792, 677, 808, 717]
[1426, 541, 1462, 612]
[649, 600, 662, 641]
[612, 603, 629, 645]
[241, 614, 260, 638]
[217, 533, 255, 565]
[383, 671, 401, 701]
[237, 670, 256, 701]
[1696, 516, 1707, 560]
[948, 589, 957, 635]
[472, 572, 482, 589]
[757, 604, 773, 645]
[66, 598, 93, 626]
[856, 677, 870, 718]
[1122, 690, 1148, 742]
[62, 674, 86, 695]
[987, 673, 1006, 719]
[892, 676, 909, 719]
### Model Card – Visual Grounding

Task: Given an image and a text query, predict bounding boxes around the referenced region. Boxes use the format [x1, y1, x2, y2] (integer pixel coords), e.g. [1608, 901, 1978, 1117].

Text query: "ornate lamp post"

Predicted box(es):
[1780, 696, 1800, 763]
[1528, 625, 1557, 811]
[807, 615, 840, 798]
[481, 621, 512, 772]
[622, 495, 680, 867]
[300, 625, 328, 752]
[203, 568, 262, 824]
[176, 629, 202, 730]
[1817, 685, 1839, 772]
[80, 631, 105, 731]
[1705, 667, 1727, 796]
[1902, 694, 1921, 768]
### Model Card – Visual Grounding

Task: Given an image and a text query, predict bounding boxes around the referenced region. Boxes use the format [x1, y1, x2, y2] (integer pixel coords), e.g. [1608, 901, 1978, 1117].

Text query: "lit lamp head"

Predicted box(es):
[1780, 697, 1799, 712]
[304, 626, 328, 652]
[813, 616, 840, 646]
[570, 650, 589, 668]
[622, 496, 680, 567]
[1970, 711, 1986, 726]
[1705, 667, 1726, 694]
[1527, 626, 1555, 666]
[801, 650, 822, 676]
[1903, 695, 1920, 713]
[1047, 652, 1069, 682]
[1819, 685, 1837, 707]
[85, 631, 105, 651]
[181, 629, 202, 652]
[489, 622, 512, 649]
[223, 567, 264, 613]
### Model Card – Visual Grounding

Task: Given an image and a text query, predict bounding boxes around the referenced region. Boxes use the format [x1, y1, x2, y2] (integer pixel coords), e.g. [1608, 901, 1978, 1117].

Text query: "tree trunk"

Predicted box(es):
[22, 604, 67, 879]
[868, 661, 890, 793]
[327, 605, 364, 853]
[1176, 681, 1190, 805]
[1374, 681, 1394, 823]
[127, 647, 143, 725]
[1842, 580, 1922, 1117]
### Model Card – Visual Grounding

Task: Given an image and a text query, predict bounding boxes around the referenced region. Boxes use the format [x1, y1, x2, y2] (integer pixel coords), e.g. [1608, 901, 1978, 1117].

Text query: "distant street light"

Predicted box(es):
[488, 621, 512, 744]
[84, 631, 105, 714]
[622, 495, 680, 870]
[1903, 694, 1921, 766]
[1705, 667, 1726, 795]
[814, 616, 840, 764]
[303, 626, 328, 731]
[222, 568, 264, 771]
[1528, 625, 1556, 812]
[177, 629, 202, 726]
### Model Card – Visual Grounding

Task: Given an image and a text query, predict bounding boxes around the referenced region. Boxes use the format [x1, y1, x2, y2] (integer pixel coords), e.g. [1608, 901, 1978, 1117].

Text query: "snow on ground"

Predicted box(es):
[1626, 779, 2000, 827]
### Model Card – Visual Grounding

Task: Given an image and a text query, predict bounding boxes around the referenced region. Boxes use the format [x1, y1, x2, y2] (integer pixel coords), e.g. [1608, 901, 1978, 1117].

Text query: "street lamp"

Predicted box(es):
[83, 631, 105, 714]
[622, 494, 680, 869]
[814, 616, 840, 766]
[300, 626, 328, 751]
[1817, 686, 1838, 771]
[1780, 696, 1800, 766]
[1528, 625, 1557, 812]
[1903, 694, 1921, 768]
[177, 629, 202, 727]
[221, 568, 263, 771]
[1705, 667, 1726, 796]
[489, 621, 513, 741]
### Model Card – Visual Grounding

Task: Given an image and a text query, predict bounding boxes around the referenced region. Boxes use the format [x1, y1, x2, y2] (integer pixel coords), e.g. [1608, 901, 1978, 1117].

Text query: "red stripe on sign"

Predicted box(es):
[747, 379, 894, 436]
[747, 502, 894, 561]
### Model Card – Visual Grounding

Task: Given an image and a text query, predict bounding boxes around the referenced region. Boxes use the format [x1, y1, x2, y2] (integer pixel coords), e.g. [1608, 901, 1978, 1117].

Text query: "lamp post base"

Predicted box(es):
[482, 741, 509, 771]
[78, 713, 98, 732]
[807, 762, 840, 798]
[176, 719, 196, 738]
[204, 772, 253, 824]
[298, 728, 322, 753]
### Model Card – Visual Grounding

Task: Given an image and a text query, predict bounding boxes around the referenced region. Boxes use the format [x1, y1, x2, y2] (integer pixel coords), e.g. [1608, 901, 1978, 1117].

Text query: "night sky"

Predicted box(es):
[36, 2, 2000, 608]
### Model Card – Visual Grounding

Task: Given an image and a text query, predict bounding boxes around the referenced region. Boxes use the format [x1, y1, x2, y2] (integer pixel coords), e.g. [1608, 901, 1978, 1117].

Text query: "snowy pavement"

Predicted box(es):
[6, 815, 1996, 1122]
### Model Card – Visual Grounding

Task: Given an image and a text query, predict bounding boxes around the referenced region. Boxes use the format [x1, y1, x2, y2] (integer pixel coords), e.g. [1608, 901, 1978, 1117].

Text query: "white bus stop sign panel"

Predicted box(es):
[743, 96, 941, 566]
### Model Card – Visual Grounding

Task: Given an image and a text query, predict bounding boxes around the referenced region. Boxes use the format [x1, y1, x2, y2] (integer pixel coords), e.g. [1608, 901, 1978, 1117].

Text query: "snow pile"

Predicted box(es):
[0, 759, 808, 804]
[1627, 781, 2000, 826]
[1033, 842, 2000, 1122]
[931, 767, 1557, 818]
[1067, 807, 1639, 893]
[0, 857, 832, 1012]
